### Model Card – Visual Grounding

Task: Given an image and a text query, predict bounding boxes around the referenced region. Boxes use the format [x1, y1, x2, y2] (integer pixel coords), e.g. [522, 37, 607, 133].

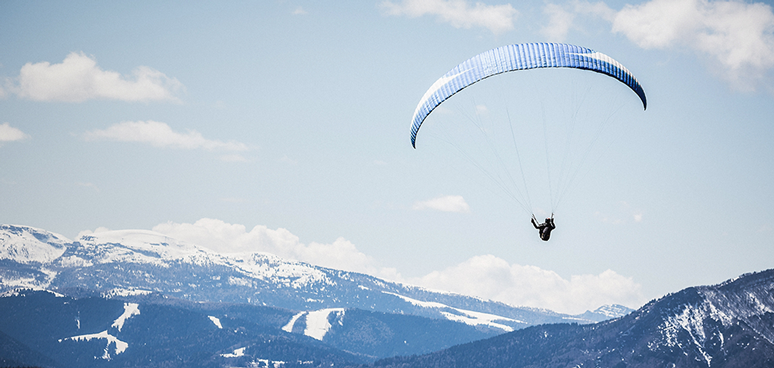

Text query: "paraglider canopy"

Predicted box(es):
[411, 42, 647, 148]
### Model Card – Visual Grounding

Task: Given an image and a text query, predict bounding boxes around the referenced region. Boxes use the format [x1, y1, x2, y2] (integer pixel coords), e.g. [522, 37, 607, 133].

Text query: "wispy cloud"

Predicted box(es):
[83, 120, 249, 152]
[413, 254, 645, 314]
[0, 122, 29, 143]
[412, 195, 471, 213]
[381, 0, 518, 34]
[10, 52, 183, 102]
[151, 218, 402, 281]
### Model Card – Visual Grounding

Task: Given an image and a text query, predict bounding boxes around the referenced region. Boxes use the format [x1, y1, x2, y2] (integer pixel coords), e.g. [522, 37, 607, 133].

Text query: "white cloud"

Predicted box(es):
[83, 120, 248, 152]
[413, 254, 645, 314]
[0, 122, 29, 142]
[381, 0, 518, 34]
[13, 52, 183, 102]
[613, 0, 774, 89]
[539, 1, 617, 41]
[575, 0, 617, 21]
[412, 195, 471, 213]
[151, 218, 401, 281]
[539, 0, 774, 89]
[542, 3, 576, 41]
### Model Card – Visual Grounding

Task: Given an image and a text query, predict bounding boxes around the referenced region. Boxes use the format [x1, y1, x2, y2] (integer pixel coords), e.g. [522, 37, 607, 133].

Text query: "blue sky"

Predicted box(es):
[1, 0, 773, 314]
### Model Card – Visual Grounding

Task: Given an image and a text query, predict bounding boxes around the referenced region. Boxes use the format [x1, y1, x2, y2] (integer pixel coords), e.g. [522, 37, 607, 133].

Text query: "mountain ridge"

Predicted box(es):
[1, 223, 771, 367]
[365, 269, 774, 368]
[0, 223, 630, 328]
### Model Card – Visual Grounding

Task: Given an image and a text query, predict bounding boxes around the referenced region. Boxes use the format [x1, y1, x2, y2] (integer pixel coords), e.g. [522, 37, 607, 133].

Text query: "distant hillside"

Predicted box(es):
[365, 269, 774, 368]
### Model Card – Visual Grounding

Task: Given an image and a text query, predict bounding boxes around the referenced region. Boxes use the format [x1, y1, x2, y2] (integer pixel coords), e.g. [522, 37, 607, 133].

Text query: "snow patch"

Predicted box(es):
[111, 303, 140, 332]
[439, 309, 516, 332]
[228, 276, 252, 287]
[384, 291, 524, 332]
[0, 288, 64, 298]
[0, 224, 69, 264]
[384, 291, 448, 309]
[304, 308, 345, 341]
[0, 274, 50, 289]
[592, 304, 632, 318]
[282, 309, 345, 340]
[255, 358, 287, 368]
[282, 311, 305, 333]
[59, 330, 128, 359]
[209, 315, 223, 329]
[657, 302, 716, 365]
[104, 288, 153, 298]
[221, 347, 245, 358]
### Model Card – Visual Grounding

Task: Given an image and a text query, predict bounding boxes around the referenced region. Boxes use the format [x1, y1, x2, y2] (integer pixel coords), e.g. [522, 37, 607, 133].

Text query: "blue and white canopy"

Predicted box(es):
[410, 42, 647, 148]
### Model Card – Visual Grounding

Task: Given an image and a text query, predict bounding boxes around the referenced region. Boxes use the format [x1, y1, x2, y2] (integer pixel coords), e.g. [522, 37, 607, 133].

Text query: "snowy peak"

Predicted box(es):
[592, 304, 632, 318]
[69, 229, 334, 287]
[75, 229, 207, 262]
[78, 229, 197, 252]
[0, 224, 69, 263]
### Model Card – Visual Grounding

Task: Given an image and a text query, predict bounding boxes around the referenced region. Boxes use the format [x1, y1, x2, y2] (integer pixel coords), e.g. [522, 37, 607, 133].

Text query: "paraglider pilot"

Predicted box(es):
[531, 215, 555, 241]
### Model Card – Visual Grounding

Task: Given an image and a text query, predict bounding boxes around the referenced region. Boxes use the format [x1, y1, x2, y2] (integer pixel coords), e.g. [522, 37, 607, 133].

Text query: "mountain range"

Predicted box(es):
[0, 224, 625, 326]
[0, 223, 627, 367]
[4, 223, 771, 367]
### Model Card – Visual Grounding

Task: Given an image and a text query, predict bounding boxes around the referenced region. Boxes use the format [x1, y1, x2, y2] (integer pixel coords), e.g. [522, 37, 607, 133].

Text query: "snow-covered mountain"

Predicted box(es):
[0, 223, 629, 333]
[5, 223, 770, 367]
[367, 269, 774, 368]
[0, 223, 636, 367]
[0, 224, 68, 263]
